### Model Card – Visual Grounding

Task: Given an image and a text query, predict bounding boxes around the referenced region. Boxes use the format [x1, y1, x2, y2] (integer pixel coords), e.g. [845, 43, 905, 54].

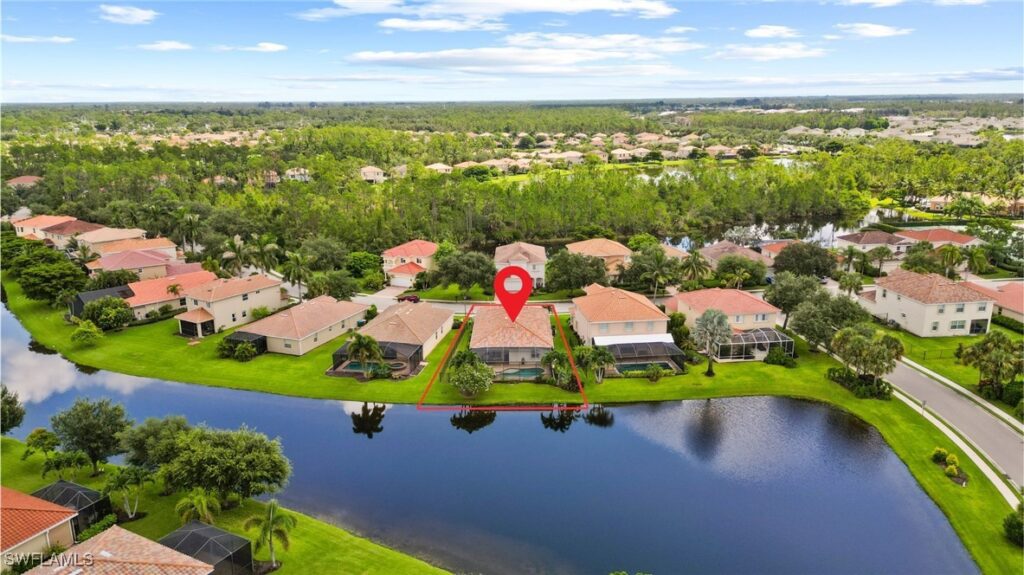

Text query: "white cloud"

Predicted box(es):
[99, 4, 159, 25]
[710, 42, 827, 61]
[840, 0, 905, 7]
[745, 25, 800, 38]
[297, 0, 676, 22]
[665, 66, 1022, 90]
[270, 73, 505, 84]
[933, 0, 985, 4]
[823, 34, 843, 40]
[378, 17, 505, 32]
[543, 19, 568, 27]
[138, 40, 192, 51]
[215, 42, 288, 52]
[504, 32, 703, 53]
[1, 34, 74, 44]
[665, 26, 697, 34]
[835, 23, 913, 37]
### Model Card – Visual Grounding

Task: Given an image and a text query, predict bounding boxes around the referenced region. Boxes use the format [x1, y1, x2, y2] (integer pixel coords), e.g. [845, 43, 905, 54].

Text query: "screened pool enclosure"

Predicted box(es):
[712, 328, 794, 362]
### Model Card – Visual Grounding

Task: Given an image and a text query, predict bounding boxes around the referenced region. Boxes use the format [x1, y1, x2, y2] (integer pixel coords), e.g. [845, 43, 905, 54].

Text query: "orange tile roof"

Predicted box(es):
[23, 233, 40, 241]
[76, 228, 147, 245]
[836, 230, 909, 246]
[669, 288, 780, 316]
[92, 250, 171, 272]
[388, 262, 426, 276]
[240, 296, 367, 339]
[470, 306, 553, 349]
[964, 282, 1024, 315]
[41, 220, 105, 236]
[572, 285, 666, 323]
[895, 228, 980, 245]
[6, 175, 43, 187]
[15, 215, 76, 230]
[760, 239, 799, 255]
[27, 525, 213, 575]
[495, 242, 546, 264]
[698, 241, 772, 266]
[182, 274, 281, 302]
[875, 269, 994, 304]
[126, 271, 217, 308]
[359, 302, 453, 346]
[661, 244, 688, 259]
[95, 237, 176, 256]
[1, 486, 77, 552]
[383, 239, 438, 258]
[566, 238, 631, 258]
[176, 307, 214, 324]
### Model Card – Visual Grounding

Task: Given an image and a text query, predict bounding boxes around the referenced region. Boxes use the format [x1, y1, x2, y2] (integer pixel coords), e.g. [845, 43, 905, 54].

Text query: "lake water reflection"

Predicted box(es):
[2, 307, 977, 574]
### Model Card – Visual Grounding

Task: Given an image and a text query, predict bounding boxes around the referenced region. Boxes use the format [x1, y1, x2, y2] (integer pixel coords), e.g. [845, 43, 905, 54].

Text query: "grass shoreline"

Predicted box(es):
[3, 277, 1022, 573]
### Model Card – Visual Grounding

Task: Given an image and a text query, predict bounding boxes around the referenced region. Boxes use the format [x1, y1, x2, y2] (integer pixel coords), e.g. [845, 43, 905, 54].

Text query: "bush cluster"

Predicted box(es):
[77, 514, 117, 542]
[826, 367, 893, 399]
[764, 346, 796, 368]
[216, 339, 260, 362]
[991, 314, 1024, 334]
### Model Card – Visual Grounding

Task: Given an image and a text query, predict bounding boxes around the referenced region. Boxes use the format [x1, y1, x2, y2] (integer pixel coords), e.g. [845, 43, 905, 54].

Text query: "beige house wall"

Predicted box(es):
[495, 258, 546, 289]
[132, 296, 188, 320]
[571, 311, 668, 345]
[262, 311, 365, 356]
[995, 305, 1023, 323]
[1, 521, 75, 566]
[864, 290, 993, 337]
[187, 287, 284, 333]
[382, 254, 435, 273]
[421, 319, 454, 359]
[672, 302, 777, 331]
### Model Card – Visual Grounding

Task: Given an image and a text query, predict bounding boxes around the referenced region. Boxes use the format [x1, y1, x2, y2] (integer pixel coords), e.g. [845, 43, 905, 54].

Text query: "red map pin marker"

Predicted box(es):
[493, 266, 532, 323]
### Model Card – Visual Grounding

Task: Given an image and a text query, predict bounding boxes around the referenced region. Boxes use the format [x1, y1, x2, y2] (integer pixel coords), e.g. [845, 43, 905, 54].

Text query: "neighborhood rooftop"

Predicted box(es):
[86, 249, 170, 271]
[894, 228, 979, 245]
[698, 240, 773, 266]
[672, 288, 781, 316]
[495, 241, 546, 263]
[126, 271, 218, 308]
[565, 238, 631, 257]
[836, 230, 907, 245]
[872, 269, 994, 304]
[30, 525, 213, 575]
[572, 284, 666, 322]
[182, 274, 281, 302]
[0, 486, 78, 553]
[359, 301, 453, 345]
[239, 295, 368, 340]
[965, 281, 1024, 315]
[470, 306, 553, 349]
[94, 237, 176, 255]
[383, 239, 438, 257]
[40, 219, 105, 236]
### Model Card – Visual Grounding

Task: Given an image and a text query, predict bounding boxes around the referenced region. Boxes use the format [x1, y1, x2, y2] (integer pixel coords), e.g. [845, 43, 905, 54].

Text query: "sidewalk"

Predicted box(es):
[900, 357, 1024, 434]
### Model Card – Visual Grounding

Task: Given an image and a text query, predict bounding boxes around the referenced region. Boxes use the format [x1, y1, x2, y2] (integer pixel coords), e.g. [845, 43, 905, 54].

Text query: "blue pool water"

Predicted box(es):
[617, 361, 675, 372]
[498, 367, 545, 379]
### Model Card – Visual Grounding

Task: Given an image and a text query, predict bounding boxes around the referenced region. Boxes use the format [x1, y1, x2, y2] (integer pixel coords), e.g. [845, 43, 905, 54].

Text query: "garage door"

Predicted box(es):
[390, 275, 413, 287]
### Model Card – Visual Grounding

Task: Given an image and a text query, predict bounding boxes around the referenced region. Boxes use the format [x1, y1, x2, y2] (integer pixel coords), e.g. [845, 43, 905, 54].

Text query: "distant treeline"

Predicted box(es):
[685, 111, 890, 132]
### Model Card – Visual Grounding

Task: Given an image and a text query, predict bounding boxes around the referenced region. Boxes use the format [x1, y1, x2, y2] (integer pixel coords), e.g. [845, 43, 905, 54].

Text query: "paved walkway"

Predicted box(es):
[888, 362, 1024, 489]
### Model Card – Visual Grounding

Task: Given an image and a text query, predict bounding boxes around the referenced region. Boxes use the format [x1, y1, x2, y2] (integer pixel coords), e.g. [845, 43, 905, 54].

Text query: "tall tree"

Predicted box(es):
[175, 488, 222, 525]
[545, 250, 606, 291]
[250, 233, 281, 274]
[346, 333, 383, 379]
[960, 331, 1024, 398]
[50, 398, 132, 475]
[1, 385, 26, 435]
[435, 251, 497, 299]
[938, 243, 964, 278]
[693, 309, 733, 377]
[866, 246, 893, 274]
[772, 243, 836, 277]
[104, 465, 153, 520]
[244, 499, 297, 570]
[221, 235, 253, 277]
[680, 251, 713, 282]
[838, 272, 863, 296]
[281, 251, 314, 301]
[763, 272, 823, 329]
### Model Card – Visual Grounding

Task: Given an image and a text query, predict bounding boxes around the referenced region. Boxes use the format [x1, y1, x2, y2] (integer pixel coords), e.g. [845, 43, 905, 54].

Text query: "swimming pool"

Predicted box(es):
[343, 361, 406, 371]
[616, 361, 675, 373]
[498, 367, 545, 380]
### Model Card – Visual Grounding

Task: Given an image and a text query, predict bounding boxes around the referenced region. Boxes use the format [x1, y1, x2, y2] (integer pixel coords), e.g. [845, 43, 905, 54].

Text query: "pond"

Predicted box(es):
[1, 308, 977, 574]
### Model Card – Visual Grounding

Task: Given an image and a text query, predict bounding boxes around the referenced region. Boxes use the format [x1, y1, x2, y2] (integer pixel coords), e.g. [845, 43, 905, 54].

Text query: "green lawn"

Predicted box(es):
[882, 325, 1023, 417]
[0, 438, 445, 574]
[978, 267, 1022, 280]
[406, 283, 581, 302]
[4, 276, 1023, 573]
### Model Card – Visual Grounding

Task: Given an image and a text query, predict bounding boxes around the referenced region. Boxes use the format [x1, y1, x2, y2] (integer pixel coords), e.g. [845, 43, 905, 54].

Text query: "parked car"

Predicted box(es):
[397, 294, 420, 303]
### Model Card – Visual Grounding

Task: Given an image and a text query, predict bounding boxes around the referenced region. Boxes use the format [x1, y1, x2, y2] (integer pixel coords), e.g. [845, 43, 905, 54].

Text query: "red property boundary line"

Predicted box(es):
[416, 303, 589, 412]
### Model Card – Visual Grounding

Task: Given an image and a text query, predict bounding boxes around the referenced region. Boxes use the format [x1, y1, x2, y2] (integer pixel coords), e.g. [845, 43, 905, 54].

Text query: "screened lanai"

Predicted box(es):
[713, 327, 794, 362]
[158, 521, 253, 575]
[32, 480, 112, 536]
[330, 340, 422, 376]
[594, 334, 685, 374]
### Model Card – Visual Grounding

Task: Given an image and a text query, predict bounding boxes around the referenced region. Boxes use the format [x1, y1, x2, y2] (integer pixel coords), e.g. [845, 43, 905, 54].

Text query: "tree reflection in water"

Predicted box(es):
[450, 410, 497, 434]
[540, 406, 579, 433]
[351, 403, 386, 438]
[685, 399, 723, 462]
[582, 405, 615, 428]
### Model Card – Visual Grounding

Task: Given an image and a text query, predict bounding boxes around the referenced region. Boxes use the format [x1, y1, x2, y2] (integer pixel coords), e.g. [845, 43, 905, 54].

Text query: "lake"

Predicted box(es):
[1, 307, 978, 574]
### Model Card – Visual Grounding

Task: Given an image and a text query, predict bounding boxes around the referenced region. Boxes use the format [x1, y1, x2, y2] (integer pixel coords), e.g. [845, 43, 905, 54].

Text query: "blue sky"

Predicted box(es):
[2, 1, 1022, 102]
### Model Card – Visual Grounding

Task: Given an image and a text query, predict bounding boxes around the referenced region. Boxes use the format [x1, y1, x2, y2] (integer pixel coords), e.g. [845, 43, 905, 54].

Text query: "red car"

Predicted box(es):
[397, 294, 421, 303]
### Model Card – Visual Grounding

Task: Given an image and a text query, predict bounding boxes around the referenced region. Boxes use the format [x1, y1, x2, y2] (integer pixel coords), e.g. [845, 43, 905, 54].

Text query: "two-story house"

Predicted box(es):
[571, 285, 668, 344]
[666, 288, 793, 361]
[494, 241, 547, 290]
[565, 238, 632, 279]
[858, 269, 994, 337]
[382, 239, 438, 287]
[835, 231, 915, 271]
[13, 214, 76, 240]
[176, 274, 284, 337]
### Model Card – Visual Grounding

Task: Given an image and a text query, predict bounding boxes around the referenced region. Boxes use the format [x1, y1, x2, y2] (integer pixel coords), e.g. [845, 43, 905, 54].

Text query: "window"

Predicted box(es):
[955, 303, 965, 313]
[284, 342, 292, 348]
[242, 293, 249, 301]
[313, 334, 318, 342]
[192, 299, 199, 306]
[646, 321, 654, 332]
[938, 305, 945, 314]
[950, 320, 966, 330]
[755, 314, 767, 322]
[179, 298, 186, 306]
[931, 321, 939, 332]
[977, 303, 987, 312]
[882, 289, 887, 298]
[242, 310, 247, 318]
[231, 313, 237, 322]
[734, 315, 743, 324]
[599, 323, 609, 334]
[624, 322, 634, 333]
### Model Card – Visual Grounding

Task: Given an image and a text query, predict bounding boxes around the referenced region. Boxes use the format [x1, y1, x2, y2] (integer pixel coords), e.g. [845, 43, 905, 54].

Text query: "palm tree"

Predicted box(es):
[838, 272, 862, 296]
[541, 349, 573, 388]
[74, 243, 98, 265]
[346, 333, 382, 379]
[104, 466, 152, 520]
[866, 246, 892, 274]
[842, 246, 860, 272]
[175, 488, 222, 525]
[250, 233, 280, 274]
[41, 450, 88, 480]
[964, 246, 989, 276]
[281, 251, 313, 301]
[244, 499, 297, 570]
[938, 243, 964, 278]
[175, 211, 202, 252]
[720, 269, 750, 289]
[166, 283, 182, 297]
[680, 251, 712, 282]
[351, 403, 386, 438]
[571, 345, 616, 384]
[639, 248, 677, 300]
[693, 309, 733, 377]
[221, 235, 252, 277]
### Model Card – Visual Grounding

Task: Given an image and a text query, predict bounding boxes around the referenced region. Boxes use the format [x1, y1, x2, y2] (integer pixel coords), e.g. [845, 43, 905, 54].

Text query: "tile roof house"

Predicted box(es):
[75, 227, 148, 250]
[698, 240, 773, 269]
[661, 244, 688, 260]
[1, 486, 77, 566]
[382, 240, 438, 287]
[177, 274, 284, 337]
[470, 306, 553, 378]
[964, 281, 1024, 323]
[94, 237, 178, 258]
[332, 302, 454, 375]
[894, 228, 984, 248]
[426, 163, 453, 174]
[6, 175, 43, 189]
[359, 165, 386, 184]
[571, 284, 668, 345]
[126, 270, 218, 320]
[39, 220, 106, 249]
[759, 239, 799, 261]
[14, 215, 76, 239]
[284, 167, 311, 182]
[30, 481, 112, 539]
[667, 288, 780, 331]
[234, 295, 368, 356]
[27, 525, 213, 575]
[858, 269, 994, 337]
[566, 238, 632, 278]
[495, 241, 547, 290]
[835, 230, 915, 258]
[86, 249, 176, 280]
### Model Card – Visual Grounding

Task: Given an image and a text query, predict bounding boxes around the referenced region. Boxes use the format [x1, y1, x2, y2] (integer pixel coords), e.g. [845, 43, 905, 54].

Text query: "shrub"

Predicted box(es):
[158, 304, 174, 315]
[931, 447, 949, 463]
[77, 514, 117, 541]
[251, 306, 272, 321]
[145, 309, 160, 319]
[1002, 381, 1023, 407]
[826, 367, 893, 399]
[232, 341, 258, 362]
[945, 453, 960, 468]
[991, 314, 1024, 333]
[644, 364, 667, 383]
[365, 304, 378, 322]
[944, 465, 959, 478]
[1004, 504, 1024, 547]
[81, 297, 134, 331]
[216, 338, 237, 359]
[369, 363, 391, 379]
[764, 346, 796, 367]
[1015, 400, 1023, 420]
